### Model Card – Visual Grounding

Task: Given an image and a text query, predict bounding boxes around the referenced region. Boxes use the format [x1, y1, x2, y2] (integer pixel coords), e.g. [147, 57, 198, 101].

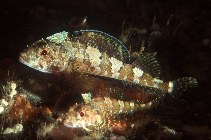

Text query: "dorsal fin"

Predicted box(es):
[132, 52, 162, 79]
[70, 30, 130, 63]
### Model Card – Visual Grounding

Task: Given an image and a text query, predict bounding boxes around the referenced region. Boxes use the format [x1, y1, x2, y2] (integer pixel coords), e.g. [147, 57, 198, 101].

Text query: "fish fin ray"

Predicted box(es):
[71, 30, 131, 63]
[169, 77, 198, 94]
[132, 52, 162, 79]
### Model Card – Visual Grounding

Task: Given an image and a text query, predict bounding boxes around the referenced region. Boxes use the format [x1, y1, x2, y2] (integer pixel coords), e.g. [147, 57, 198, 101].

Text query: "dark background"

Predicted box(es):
[0, 0, 211, 139]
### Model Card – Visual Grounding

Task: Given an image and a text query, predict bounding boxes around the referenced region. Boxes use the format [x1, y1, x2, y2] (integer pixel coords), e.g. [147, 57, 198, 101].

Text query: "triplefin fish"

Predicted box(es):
[19, 30, 197, 94]
[63, 92, 151, 132]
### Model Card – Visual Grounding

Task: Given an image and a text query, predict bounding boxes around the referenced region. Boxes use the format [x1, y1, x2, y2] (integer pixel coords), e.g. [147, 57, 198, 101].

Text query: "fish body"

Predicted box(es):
[19, 30, 197, 94]
[63, 93, 151, 132]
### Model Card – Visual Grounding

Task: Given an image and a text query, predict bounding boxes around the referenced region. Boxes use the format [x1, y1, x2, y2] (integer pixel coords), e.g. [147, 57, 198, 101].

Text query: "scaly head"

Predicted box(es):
[19, 32, 71, 73]
[63, 103, 105, 132]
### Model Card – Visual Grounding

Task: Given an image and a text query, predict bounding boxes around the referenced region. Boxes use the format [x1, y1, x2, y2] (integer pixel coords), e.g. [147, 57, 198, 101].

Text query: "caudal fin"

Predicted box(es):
[168, 77, 198, 94]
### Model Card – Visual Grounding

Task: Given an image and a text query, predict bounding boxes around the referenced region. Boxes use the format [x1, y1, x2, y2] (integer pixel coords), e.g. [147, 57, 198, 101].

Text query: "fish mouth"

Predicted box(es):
[19, 53, 51, 73]
[19, 53, 29, 66]
[19, 53, 33, 69]
[19, 56, 35, 71]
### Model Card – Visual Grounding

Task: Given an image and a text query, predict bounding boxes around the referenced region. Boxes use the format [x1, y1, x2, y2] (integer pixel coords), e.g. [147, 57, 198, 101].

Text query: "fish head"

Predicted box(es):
[63, 104, 105, 131]
[19, 39, 70, 73]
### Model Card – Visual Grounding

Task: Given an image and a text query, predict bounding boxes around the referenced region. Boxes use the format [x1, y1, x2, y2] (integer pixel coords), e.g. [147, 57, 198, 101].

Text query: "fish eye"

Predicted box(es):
[80, 112, 84, 117]
[41, 50, 47, 55]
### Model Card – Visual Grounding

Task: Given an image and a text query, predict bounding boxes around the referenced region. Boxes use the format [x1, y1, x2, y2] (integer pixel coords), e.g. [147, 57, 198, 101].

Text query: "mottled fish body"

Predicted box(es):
[63, 93, 151, 132]
[19, 30, 197, 94]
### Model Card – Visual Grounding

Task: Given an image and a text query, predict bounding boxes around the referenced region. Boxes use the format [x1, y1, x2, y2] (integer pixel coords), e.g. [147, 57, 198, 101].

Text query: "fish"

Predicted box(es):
[63, 92, 152, 132]
[19, 30, 197, 94]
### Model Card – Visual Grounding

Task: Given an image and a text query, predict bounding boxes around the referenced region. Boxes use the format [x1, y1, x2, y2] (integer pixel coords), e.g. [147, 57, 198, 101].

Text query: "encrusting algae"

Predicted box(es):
[0, 81, 53, 137]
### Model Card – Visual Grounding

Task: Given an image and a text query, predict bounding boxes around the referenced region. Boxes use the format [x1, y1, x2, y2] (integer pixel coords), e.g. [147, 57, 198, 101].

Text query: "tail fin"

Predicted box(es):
[168, 77, 198, 94]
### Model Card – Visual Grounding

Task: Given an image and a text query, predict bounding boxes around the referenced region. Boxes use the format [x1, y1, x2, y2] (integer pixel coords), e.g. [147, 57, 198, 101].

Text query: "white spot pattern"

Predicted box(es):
[133, 67, 144, 83]
[152, 78, 163, 88]
[109, 57, 123, 78]
[85, 46, 102, 68]
[168, 81, 174, 93]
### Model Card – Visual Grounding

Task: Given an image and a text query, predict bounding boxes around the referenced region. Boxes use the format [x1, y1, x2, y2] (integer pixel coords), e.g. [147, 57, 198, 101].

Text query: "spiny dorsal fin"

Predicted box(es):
[71, 30, 131, 63]
[132, 52, 162, 79]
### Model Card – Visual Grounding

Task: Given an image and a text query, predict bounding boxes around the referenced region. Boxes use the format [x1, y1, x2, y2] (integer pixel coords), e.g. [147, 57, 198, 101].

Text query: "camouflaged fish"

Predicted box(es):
[19, 30, 197, 94]
[63, 92, 151, 132]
